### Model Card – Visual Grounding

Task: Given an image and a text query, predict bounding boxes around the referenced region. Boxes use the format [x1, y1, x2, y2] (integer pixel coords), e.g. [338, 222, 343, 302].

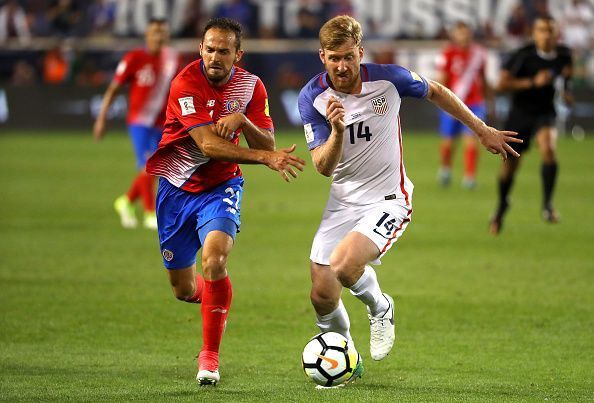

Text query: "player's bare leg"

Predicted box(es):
[490, 157, 521, 235]
[310, 262, 363, 385]
[536, 126, 559, 223]
[167, 264, 204, 303]
[196, 230, 234, 386]
[310, 262, 351, 340]
[330, 232, 395, 360]
[438, 137, 454, 186]
[462, 135, 478, 189]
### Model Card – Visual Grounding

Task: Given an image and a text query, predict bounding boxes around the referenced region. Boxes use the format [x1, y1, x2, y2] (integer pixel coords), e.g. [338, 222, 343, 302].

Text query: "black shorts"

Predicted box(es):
[504, 110, 556, 154]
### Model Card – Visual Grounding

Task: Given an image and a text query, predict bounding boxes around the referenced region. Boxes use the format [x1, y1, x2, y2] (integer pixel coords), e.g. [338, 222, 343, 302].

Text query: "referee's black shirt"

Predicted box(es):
[503, 44, 572, 115]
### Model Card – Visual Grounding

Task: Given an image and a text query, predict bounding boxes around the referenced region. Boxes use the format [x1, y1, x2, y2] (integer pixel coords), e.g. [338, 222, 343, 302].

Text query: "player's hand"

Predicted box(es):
[215, 113, 245, 140]
[93, 118, 106, 142]
[264, 144, 306, 182]
[533, 69, 553, 88]
[478, 126, 523, 161]
[326, 97, 345, 133]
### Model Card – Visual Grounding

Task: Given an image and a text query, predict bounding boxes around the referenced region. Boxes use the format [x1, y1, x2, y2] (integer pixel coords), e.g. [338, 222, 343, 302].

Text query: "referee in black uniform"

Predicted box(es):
[490, 14, 573, 235]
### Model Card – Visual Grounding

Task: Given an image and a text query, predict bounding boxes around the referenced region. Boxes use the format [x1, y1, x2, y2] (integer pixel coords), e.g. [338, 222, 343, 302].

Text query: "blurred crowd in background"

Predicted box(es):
[1, 0, 593, 89]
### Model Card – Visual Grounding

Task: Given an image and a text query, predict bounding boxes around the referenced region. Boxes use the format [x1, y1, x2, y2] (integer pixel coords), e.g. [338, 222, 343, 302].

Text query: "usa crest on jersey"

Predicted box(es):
[371, 95, 388, 115]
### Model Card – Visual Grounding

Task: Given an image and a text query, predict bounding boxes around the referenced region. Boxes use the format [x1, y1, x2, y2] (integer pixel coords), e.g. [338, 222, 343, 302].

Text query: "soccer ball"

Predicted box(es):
[301, 332, 361, 387]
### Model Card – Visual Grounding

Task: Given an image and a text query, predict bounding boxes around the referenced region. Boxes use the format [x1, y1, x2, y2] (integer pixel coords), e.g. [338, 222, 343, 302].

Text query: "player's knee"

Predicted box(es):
[329, 253, 356, 285]
[542, 149, 556, 164]
[201, 252, 227, 277]
[310, 289, 337, 312]
[172, 285, 194, 301]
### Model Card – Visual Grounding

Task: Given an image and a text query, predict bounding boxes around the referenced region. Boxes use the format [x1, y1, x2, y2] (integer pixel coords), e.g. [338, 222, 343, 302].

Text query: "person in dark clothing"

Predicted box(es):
[490, 14, 573, 235]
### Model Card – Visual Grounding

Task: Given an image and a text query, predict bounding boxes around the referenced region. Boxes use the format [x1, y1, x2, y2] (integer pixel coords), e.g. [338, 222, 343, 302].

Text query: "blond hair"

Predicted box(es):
[319, 15, 362, 50]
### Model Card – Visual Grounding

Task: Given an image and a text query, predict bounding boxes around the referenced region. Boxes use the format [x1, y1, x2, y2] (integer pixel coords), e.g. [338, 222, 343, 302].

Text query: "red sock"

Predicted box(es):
[200, 276, 232, 366]
[464, 145, 478, 178]
[440, 142, 452, 168]
[185, 274, 204, 303]
[138, 172, 156, 212]
[126, 172, 145, 202]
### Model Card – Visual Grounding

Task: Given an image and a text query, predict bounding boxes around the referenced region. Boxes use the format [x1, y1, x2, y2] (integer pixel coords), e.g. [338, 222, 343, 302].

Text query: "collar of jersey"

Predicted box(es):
[199, 59, 235, 86]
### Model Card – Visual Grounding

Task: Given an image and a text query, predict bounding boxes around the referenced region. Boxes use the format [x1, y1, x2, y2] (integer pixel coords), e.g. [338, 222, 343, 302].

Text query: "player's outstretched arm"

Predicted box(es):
[426, 79, 522, 160]
[189, 125, 305, 182]
[93, 82, 121, 142]
[310, 97, 345, 177]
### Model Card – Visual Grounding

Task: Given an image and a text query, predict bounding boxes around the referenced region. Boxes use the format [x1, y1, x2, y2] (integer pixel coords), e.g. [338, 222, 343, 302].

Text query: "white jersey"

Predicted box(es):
[298, 63, 429, 207]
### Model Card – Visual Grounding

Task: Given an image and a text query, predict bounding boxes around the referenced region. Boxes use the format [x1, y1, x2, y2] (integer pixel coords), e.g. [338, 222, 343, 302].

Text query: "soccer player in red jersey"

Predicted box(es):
[435, 22, 492, 189]
[94, 18, 180, 229]
[146, 18, 305, 385]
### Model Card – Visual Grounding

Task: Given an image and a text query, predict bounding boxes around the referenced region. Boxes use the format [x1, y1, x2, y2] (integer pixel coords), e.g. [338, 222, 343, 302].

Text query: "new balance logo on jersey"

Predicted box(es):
[207, 99, 215, 107]
[371, 95, 388, 115]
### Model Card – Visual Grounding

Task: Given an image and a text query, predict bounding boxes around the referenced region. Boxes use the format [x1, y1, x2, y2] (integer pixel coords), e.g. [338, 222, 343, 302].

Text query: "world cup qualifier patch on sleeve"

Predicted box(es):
[304, 123, 314, 143]
[178, 97, 196, 116]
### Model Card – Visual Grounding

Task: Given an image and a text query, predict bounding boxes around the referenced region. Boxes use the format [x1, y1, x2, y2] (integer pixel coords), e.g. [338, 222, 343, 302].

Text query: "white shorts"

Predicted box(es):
[310, 200, 412, 266]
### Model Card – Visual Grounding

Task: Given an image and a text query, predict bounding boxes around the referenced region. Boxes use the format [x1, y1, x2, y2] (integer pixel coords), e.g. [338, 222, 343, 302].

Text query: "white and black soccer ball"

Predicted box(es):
[301, 332, 361, 387]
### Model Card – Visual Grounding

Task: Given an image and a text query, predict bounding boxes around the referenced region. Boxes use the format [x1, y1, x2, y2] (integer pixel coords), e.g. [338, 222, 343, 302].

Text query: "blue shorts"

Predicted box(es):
[156, 176, 243, 269]
[439, 103, 486, 138]
[128, 124, 162, 169]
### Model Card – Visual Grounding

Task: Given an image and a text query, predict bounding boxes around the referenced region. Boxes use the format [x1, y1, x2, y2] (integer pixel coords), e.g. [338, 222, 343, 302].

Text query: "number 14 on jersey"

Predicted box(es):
[347, 122, 373, 144]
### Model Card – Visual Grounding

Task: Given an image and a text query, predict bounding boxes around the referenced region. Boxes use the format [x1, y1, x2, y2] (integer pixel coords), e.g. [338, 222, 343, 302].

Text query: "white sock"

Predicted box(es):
[315, 299, 352, 342]
[349, 265, 389, 316]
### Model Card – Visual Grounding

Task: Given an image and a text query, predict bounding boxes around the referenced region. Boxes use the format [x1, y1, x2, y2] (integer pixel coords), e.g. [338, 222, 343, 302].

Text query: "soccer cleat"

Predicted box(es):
[542, 207, 560, 223]
[462, 176, 477, 190]
[143, 212, 158, 230]
[437, 167, 451, 187]
[114, 195, 137, 229]
[368, 294, 395, 361]
[197, 350, 219, 386]
[346, 356, 364, 384]
[196, 369, 220, 386]
[489, 199, 510, 236]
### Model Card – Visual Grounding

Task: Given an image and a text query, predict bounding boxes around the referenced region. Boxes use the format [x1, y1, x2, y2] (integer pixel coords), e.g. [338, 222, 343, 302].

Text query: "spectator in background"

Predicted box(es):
[296, 7, 321, 38]
[325, 0, 354, 18]
[179, 0, 204, 38]
[0, 0, 31, 45]
[11, 60, 37, 86]
[86, 0, 116, 37]
[47, 0, 82, 37]
[560, 0, 593, 87]
[214, 0, 255, 36]
[506, 4, 530, 49]
[42, 40, 74, 84]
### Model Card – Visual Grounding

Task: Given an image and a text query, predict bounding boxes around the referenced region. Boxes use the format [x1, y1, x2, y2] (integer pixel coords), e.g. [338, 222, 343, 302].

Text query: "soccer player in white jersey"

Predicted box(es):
[298, 15, 521, 371]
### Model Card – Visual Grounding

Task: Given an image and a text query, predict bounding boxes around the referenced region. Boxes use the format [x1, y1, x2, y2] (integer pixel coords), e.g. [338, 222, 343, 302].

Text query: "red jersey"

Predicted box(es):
[146, 60, 273, 194]
[436, 43, 487, 105]
[113, 46, 180, 128]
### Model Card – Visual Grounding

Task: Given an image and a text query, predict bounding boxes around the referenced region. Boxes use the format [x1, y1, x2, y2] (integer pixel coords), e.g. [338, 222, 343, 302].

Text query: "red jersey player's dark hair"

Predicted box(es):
[201, 17, 243, 51]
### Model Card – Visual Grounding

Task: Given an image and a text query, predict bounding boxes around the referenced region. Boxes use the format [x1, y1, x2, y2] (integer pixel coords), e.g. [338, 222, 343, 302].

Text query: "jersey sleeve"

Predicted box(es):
[245, 78, 274, 130]
[113, 52, 135, 85]
[168, 76, 213, 131]
[378, 64, 429, 98]
[298, 87, 330, 150]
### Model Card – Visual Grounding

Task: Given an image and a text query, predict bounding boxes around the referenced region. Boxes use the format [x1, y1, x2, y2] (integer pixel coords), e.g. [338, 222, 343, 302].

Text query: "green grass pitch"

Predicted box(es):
[0, 130, 592, 401]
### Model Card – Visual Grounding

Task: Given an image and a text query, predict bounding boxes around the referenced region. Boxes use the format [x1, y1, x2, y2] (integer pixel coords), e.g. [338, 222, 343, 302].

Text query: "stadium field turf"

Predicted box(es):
[0, 130, 592, 401]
